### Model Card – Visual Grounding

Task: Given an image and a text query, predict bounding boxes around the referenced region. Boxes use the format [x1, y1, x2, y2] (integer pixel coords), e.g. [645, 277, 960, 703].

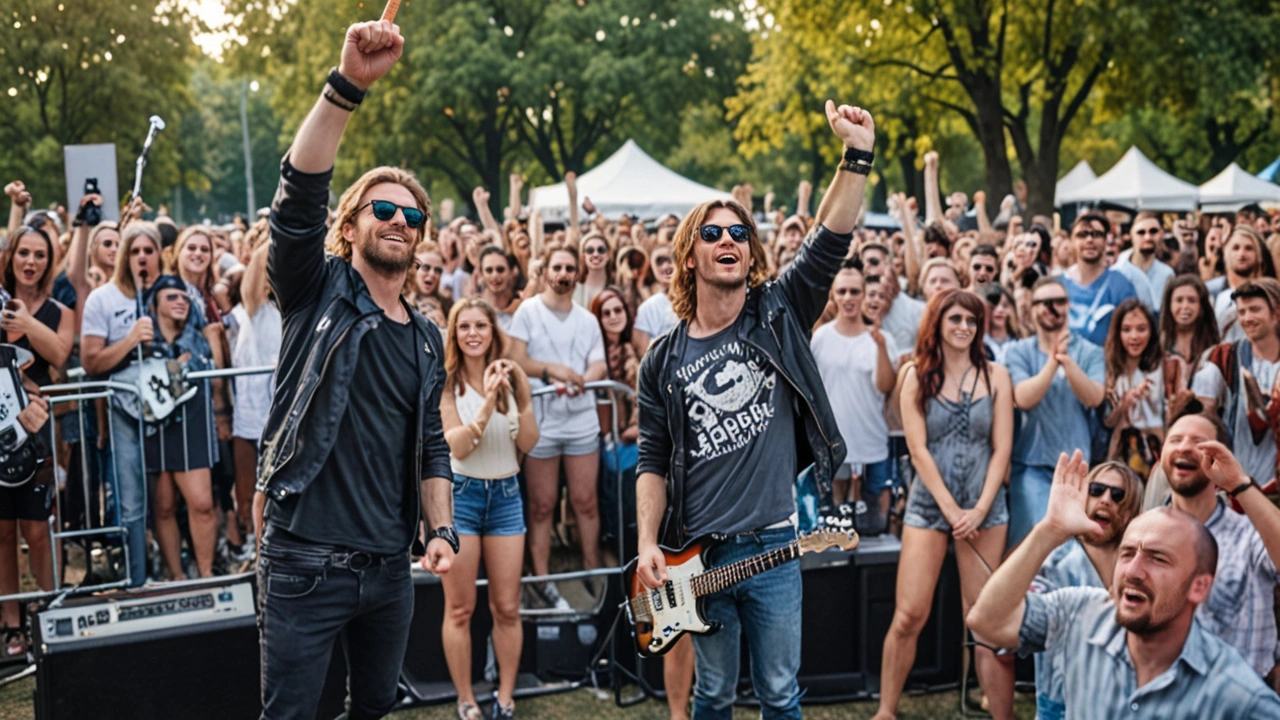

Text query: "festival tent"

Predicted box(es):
[1056, 147, 1199, 211]
[1198, 162, 1280, 212]
[1257, 157, 1280, 183]
[528, 140, 730, 222]
[1053, 160, 1097, 206]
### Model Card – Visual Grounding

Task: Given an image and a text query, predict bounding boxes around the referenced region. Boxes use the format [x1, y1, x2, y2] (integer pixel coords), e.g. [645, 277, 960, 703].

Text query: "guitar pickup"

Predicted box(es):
[665, 581, 677, 607]
[650, 589, 663, 612]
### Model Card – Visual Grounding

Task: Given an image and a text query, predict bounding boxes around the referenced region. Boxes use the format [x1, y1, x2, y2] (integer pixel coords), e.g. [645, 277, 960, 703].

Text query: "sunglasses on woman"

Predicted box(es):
[945, 313, 979, 328]
[1087, 482, 1126, 503]
[584, 245, 609, 255]
[699, 224, 751, 243]
[359, 200, 425, 229]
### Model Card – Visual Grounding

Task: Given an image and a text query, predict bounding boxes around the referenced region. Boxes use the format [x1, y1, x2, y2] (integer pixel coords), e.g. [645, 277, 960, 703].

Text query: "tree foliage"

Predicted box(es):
[0, 0, 199, 208]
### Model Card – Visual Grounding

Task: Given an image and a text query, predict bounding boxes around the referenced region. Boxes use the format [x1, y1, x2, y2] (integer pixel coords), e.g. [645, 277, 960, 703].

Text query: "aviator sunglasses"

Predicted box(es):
[699, 224, 751, 243]
[359, 200, 425, 229]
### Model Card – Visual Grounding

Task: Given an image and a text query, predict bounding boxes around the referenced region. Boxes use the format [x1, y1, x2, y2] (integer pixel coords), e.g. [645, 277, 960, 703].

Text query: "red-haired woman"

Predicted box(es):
[873, 288, 1015, 720]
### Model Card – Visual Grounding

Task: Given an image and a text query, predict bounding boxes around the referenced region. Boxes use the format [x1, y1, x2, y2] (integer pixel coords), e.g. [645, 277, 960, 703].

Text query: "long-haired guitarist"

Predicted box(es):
[634, 102, 875, 719]
[251, 18, 456, 720]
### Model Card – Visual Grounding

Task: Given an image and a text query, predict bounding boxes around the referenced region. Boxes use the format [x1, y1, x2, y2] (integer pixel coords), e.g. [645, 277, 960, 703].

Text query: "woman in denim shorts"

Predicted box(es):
[874, 289, 1016, 720]
[434, 299, 539, 720]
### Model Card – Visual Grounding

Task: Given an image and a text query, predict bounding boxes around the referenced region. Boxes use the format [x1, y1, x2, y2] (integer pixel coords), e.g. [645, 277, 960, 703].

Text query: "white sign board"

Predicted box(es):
[63, 144, 120, 222]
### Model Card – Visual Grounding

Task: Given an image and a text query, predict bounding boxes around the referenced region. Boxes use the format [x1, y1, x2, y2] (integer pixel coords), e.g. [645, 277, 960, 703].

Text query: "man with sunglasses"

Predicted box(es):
[635, 100, 874, 720]
[1116, 212, 1175, 312]
[967, 449, 1280, 719]
[1028, 461, 1143, 720]
[1005, 276, 1105, 549]
[967, 244, 999, 289]
[1159, 408, 1280, 678]
[1062, 211, 1141, 346]
[253, 20, 457, 720]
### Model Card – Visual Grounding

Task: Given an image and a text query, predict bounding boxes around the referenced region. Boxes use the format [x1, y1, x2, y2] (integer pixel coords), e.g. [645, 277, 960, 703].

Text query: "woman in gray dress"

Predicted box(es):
[873, 288, 1015, 720]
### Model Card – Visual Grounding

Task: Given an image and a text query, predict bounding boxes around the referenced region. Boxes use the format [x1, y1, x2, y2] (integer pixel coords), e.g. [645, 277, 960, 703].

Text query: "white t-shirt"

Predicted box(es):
[635, 292, 678, 340]
[1193, 351, 1280, 482]
[1113, 366, 1163, 432]
[508, 295, 605, 440]
[229, 302, 282, 441]
[811, 323, 899, 464]
[880, 294, 924, 356]
[81, 283, 139, 344]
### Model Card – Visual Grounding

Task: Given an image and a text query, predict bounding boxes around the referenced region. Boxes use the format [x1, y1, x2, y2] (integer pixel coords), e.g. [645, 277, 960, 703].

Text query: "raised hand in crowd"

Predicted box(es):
[507, 174, 524, 220]
[764, 190, 776, 215]
[797, 180, 813, 218]
[6, 180, 32, 237]
[474, 186, 501, 233]
[439, 197, 455, 224]
[1039, 449, 1104, 542]
[923, 150, 942, 223]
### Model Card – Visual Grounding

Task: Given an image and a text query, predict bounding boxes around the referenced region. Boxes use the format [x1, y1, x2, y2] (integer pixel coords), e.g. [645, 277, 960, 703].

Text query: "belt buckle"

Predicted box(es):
[346, 551, 373, 571]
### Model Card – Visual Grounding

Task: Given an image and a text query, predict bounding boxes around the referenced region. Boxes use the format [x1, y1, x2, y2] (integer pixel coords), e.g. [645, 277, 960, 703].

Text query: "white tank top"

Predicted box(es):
[450, 383, 521, 479]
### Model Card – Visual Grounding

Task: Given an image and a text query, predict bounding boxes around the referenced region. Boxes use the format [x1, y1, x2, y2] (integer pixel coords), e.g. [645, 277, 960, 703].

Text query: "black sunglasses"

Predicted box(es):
[1073, 229, 1106, 240]
[1088, 482, 1126, 503]
[359, 200, 425, 229]
[699, 224, 751, 243]
[1032, 297, 1069, 307]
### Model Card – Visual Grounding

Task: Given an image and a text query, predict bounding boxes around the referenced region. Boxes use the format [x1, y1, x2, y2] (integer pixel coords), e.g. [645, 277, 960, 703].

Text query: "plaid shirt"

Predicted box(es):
[1019, 587, 1280, 719]
[1198, 495, 1280, 676]
[1030, 541, 1106, 717]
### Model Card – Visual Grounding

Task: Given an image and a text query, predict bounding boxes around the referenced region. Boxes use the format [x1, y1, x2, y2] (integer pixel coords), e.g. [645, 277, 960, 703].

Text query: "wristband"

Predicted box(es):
[840, 159, 872, 176]
[1229, 478, 1257, 498]
[326, 67, 366, 106]
[322, 87, 358, 112]
[843, 146, 875, 164]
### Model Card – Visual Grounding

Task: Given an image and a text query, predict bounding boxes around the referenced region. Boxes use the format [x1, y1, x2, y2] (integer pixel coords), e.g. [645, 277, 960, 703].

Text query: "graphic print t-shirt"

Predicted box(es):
[679, 318, 796, 537]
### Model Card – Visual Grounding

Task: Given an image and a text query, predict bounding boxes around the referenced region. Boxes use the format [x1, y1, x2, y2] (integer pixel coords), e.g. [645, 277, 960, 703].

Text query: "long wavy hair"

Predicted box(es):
[1159, 274, 1218, 361]
[1104, 298, 1162, 387]
[1, 226, 56, 298]
[170, 225, 218, 298]
[669, 199, 770, 322]
[111, 222, 162, 299]
[590, 286, 634, 346]
[443, 297, 510, 414]
[326, 166, 432, 262]
[1086, 461, 1145, 532]
[913, 288, 989, 414]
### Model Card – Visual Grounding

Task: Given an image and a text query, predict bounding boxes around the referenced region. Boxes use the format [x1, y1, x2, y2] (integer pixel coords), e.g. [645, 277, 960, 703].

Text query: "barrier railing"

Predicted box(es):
[0, 367, 635, 615]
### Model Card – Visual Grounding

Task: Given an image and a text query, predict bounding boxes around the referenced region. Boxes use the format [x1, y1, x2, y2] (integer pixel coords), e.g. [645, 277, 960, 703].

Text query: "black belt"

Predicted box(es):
[263, 524, 402, 571]
[328, 549, 398, 571]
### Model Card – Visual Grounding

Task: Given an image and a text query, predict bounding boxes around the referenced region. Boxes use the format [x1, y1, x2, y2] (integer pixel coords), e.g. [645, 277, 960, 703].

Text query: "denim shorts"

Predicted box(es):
[452, 473, 526, 536]
[836, 457, 895, 496]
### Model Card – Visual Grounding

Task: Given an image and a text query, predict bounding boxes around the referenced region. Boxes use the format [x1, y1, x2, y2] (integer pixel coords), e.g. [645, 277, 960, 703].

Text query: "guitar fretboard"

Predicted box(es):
[690, 541, 799, 597]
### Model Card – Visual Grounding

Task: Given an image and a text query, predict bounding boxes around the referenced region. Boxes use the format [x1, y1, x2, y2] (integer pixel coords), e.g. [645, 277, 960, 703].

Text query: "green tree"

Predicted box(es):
[0, 0, 199, 208]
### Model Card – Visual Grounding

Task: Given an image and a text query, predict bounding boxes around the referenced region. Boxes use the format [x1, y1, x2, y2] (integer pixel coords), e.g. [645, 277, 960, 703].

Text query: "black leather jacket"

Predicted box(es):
[636, 224, 851, 549]
[255, 157, 451, 506]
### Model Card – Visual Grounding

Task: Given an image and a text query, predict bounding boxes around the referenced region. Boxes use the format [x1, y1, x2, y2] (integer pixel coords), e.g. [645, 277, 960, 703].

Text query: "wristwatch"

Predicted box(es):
[427, 525, 460, 554]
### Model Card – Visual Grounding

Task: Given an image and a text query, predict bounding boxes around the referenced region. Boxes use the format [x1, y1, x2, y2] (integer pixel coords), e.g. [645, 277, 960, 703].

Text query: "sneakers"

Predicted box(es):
[529, 581, 571, 610]
[489, 700, 515, 719]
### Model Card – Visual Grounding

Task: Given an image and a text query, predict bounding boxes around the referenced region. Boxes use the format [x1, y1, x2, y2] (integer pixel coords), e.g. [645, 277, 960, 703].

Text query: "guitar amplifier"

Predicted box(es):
[33, 578, 348, 720]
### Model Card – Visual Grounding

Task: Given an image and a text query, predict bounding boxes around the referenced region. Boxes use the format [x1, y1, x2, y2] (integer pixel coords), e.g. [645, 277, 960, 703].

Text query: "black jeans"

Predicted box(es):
[257, 529, 414, 720]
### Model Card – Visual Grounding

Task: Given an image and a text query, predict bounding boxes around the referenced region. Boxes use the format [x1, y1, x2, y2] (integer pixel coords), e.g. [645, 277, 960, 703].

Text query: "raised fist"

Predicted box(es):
[338, 20, 405, 91]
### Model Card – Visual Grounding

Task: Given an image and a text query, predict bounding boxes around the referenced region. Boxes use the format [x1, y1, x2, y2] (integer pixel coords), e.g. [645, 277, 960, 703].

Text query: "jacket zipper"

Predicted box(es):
[266, 312, 367, 495]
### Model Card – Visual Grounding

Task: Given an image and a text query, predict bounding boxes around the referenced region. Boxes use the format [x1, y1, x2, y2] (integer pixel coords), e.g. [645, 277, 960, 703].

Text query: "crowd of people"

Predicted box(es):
[4, 134, 1280, 718]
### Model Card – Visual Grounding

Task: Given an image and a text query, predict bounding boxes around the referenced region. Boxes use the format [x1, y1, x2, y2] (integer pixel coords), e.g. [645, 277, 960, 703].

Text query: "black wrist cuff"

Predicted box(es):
[327, 67, 366, 106]
[1229, 478, 1256, 497]
[843, 146, 875, 164]
[840, 159, 873, 176]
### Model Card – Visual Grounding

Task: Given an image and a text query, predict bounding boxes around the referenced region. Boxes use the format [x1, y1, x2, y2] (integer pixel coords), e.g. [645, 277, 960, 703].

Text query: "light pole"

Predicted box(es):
[240, 79, 257, 221]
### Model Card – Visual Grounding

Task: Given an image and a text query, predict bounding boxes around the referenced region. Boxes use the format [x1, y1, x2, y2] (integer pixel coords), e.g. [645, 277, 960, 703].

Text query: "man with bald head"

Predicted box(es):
[1161, 410, 1280, 677]
[968, 450, 1280, 719]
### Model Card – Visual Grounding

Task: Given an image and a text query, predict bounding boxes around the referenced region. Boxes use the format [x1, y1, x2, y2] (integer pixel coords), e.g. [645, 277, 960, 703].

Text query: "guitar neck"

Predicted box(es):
[690, 540, 800, 597]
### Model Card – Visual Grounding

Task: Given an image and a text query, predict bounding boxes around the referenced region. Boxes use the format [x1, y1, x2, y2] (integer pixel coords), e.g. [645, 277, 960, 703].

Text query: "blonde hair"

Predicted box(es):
[444, 298, 510, 415]
[325, 166, 432, 261]
[170, 225, 218, 296]
[111, 222, 162, 299]
[669, 199, 769, 322]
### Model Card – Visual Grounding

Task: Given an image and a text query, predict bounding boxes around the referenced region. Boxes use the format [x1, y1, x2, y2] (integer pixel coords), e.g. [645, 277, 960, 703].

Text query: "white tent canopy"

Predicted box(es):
[529, 140, 730, 223]
[1056, 147, 1199, 211]
[1054, 160, 1096, 206]
[1198, 162, 1280, 213]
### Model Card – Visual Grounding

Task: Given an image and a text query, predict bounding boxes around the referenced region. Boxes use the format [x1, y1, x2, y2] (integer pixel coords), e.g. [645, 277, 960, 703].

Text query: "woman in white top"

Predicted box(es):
[436, 298, 538, 720]
[1102, 298, 1165, 476]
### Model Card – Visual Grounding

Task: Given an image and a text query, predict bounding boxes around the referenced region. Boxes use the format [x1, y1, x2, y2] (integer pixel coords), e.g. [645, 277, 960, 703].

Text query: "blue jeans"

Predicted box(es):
[107, 408, 148, 587]
[257, 529, 414, 720]
[1008, 463, 1053, 550]
[452, 473, 525, 536]
[692, 526, 802, 720]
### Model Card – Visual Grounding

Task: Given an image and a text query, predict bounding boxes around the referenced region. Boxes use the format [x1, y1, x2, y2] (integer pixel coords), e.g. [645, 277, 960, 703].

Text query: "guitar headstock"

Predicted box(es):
[798, 528, 859, 554]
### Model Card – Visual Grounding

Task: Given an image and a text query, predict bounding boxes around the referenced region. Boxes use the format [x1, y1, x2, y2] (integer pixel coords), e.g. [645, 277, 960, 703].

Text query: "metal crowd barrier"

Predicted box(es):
[0, 368, 637, 614]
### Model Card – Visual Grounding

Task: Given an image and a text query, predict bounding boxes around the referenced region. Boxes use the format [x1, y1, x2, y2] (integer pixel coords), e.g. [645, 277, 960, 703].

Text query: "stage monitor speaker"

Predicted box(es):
[400, 570, 492, 702]
[33, 577, 347, 720]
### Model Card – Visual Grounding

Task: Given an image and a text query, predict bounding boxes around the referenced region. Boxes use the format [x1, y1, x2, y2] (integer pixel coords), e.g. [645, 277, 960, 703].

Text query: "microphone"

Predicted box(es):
[148, 115, 166, 132]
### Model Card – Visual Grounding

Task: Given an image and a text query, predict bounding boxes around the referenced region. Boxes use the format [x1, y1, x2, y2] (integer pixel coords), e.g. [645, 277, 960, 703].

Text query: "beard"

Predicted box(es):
[1164, 456, 1212, 498]
[1036, 313, 1066, 334]
[1113, 576, 1185, 636]
[549, 276, 574, 296]
[354, 226, 415, 276]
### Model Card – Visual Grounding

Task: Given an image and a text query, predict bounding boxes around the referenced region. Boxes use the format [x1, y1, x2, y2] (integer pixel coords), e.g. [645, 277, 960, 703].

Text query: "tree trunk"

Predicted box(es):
[969, 85, 1014, 217]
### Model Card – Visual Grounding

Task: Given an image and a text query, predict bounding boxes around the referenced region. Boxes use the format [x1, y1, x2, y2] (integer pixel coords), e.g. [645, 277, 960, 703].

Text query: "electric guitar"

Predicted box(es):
[0, 343, 43, 487]
[622, 528, 858, 657]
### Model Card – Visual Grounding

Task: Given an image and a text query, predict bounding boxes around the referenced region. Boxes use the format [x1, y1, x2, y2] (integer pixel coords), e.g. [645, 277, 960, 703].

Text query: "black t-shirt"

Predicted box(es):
[274, 315, 420, 554]
[2, 297, 62, 388]
[678, 316, 797, 537]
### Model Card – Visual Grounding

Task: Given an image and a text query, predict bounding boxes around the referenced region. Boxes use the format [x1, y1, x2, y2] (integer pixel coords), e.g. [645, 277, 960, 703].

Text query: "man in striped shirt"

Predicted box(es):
[968, 449, 1280, 719]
